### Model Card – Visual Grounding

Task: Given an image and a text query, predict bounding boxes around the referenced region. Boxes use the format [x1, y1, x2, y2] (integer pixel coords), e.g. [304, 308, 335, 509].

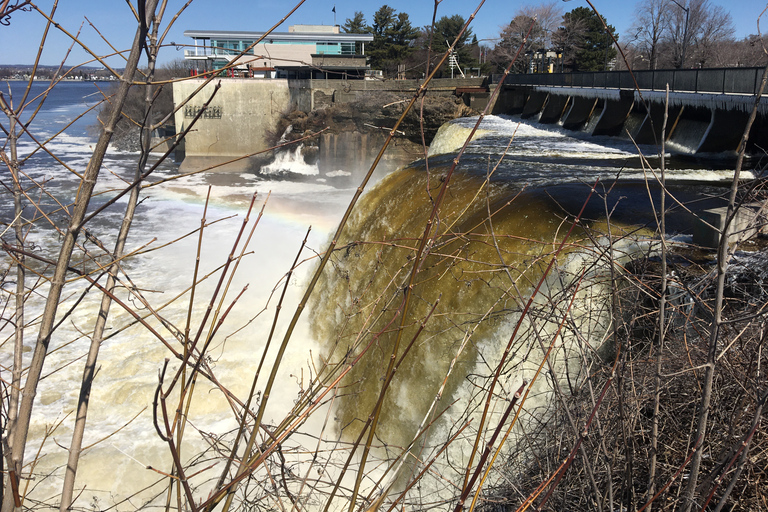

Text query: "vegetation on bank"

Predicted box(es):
[94, 59, 192, 151]
[268, 92, 478, 150]
[342, 1, 767, 79]
[490, 236, 768, 511]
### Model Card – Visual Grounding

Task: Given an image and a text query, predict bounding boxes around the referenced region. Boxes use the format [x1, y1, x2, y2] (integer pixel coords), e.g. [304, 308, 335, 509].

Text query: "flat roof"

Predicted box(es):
[184, 30, 373, 43]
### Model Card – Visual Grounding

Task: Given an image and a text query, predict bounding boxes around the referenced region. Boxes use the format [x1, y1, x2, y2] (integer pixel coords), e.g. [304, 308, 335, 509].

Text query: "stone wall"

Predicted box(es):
[306, 77, 486, 110]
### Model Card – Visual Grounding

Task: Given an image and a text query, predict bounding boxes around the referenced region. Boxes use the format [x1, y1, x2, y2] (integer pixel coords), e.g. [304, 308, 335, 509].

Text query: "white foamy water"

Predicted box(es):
[260, 144, 320, 176]
[1, 82, 755, 511]
[1, 82, 356, 507]
[426, 115, 753, 187]
[431, 114, 639, 159]
[3, 163, 351, 508]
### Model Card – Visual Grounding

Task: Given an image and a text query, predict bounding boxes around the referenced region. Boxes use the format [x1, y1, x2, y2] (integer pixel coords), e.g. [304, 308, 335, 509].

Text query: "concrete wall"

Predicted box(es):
[317, 131, 419, 180]
[173, 78, 292, 171]
[593, 91, 634, 136]
[489, 85, 528, 115]
[288, 79, 312, 111]
[305, 77, 486, 109]
[311, 55, 367, 68]
[172, 77, 490, 171]
[561, 96, 594, 129]
[693, 203, 767, 248]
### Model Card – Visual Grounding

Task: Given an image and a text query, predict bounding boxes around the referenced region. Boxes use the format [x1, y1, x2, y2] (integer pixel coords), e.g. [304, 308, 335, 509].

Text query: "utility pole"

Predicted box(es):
[447, 42, 465, 79]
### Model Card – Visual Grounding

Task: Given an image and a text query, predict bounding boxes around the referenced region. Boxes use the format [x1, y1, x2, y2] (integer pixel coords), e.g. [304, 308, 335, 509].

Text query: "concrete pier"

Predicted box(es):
[540, 94, 571, 124]
[173, 79, 292, 172]
[693, 203, 767, 248]
[561, 96, 596, 129]
[592, 91, 634, 136]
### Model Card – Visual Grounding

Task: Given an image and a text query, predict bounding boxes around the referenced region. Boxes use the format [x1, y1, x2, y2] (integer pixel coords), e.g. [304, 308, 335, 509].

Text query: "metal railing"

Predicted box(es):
[185, 48, 213, 58]
[494, 67, 765, 95]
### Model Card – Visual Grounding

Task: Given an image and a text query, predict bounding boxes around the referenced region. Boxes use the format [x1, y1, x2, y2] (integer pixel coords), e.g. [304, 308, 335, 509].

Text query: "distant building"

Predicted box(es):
[183, 25, 374, 79]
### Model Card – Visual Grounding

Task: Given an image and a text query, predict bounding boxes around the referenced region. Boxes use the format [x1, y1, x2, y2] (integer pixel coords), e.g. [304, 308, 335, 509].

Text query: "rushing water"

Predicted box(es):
[1, 81, 355, 508]
[0, 81, 746, 510]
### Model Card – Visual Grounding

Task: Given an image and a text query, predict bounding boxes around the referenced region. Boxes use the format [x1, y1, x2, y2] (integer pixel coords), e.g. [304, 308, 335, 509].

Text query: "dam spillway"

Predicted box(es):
[491, 67, 768, 155]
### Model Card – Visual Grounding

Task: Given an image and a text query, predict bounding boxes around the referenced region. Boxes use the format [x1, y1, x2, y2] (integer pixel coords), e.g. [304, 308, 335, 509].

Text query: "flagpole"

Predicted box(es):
[333, 5, 336, 26]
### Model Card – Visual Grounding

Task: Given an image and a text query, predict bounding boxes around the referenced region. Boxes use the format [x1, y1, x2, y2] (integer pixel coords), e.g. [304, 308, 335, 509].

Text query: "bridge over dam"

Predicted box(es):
[489, 67, 768, 155]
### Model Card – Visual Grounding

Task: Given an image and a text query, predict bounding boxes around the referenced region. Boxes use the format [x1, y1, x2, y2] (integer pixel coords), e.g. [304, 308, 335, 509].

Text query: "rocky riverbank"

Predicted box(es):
[266, 93, 479, 176]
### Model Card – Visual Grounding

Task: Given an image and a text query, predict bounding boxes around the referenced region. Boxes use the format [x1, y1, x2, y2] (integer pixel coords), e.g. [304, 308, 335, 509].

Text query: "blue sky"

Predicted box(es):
[1, 0, 767, 68]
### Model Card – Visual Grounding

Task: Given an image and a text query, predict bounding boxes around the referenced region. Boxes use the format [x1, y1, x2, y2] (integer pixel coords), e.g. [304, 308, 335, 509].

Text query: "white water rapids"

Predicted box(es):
[0, 83, 749, 510]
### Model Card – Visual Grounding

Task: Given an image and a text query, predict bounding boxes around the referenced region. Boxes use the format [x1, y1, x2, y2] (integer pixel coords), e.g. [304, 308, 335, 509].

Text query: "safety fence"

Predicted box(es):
[493, 67, 765, 95]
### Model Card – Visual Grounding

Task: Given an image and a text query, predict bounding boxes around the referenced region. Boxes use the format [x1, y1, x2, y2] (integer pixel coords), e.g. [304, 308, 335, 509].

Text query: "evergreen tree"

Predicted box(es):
[554, 7, 618, 72]
[367, 5, 418, 77]
[428, 15, 476, 76]
[342, 11, 370, 54]
[342, 11, 369, 34]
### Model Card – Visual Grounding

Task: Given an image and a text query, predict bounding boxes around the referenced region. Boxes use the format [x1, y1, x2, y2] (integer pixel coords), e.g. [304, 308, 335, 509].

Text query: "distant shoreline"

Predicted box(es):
[2, 78, 118, 82]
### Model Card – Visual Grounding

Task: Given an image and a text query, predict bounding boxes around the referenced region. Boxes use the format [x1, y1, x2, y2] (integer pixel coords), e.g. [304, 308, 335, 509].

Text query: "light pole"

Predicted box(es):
[669, 0, 690, 68]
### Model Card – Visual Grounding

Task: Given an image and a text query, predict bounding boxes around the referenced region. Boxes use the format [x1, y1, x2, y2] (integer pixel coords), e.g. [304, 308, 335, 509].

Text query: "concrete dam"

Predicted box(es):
[171, 77, 490, 173]
[171, 67, 768, 173]
[491, 67, 768, 155]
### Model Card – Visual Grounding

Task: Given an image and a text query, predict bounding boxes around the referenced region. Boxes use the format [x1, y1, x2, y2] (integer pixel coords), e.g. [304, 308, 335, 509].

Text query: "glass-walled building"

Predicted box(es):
[184, 25, 373, 79]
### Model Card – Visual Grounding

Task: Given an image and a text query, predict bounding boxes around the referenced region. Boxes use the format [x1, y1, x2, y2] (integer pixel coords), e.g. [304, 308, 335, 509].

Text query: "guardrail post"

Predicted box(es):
[723, 69, 726, 94]
[695, 68, 699, 93]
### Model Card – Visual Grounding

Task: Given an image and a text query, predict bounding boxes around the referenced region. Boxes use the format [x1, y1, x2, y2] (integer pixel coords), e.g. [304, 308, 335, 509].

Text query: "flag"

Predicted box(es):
[332, 5, 336, 13]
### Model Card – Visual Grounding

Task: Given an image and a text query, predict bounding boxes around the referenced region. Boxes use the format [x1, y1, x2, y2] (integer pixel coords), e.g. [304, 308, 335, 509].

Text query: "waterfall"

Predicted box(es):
[308, 162, 648, 499]
[261, 143, 320, 175]
[6, 86, 741, 509]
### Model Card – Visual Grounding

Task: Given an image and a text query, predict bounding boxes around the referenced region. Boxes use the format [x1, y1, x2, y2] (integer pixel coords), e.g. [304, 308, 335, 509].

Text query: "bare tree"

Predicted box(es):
[691, 3, 736, 66]
[520, 1, 562, 49]
[716, 34, 768, 67]
[490, 2, 564, 73]
[2, 2, 767, 512]
[490, 15, 543, 73]
[629, 0, 669, 69]
[665, 0, 734, 68]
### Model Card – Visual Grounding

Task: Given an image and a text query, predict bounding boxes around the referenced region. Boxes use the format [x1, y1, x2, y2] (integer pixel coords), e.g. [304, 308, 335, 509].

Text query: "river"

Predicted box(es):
[0, 80, 747, 510]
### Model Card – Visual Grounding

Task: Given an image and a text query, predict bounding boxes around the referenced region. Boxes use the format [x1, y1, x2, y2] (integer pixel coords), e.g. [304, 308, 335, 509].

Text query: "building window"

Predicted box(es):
[340, 42, 355, 55]
[224, 40, 239, 55]
[212, 39, 242, 55]
[316, 42, 340, 55]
